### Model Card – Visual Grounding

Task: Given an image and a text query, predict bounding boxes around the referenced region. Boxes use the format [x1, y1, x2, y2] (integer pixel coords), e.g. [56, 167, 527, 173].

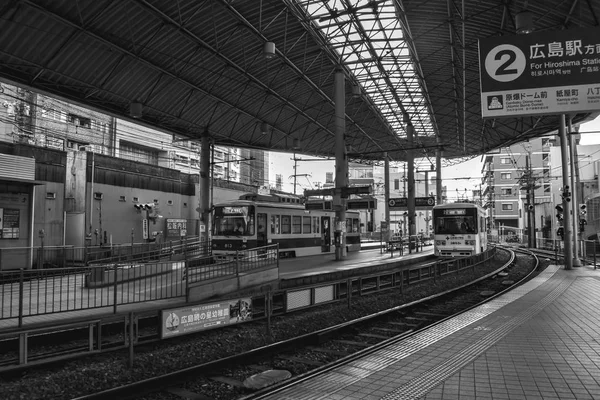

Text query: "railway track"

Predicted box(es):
[68, 247, 540, 400]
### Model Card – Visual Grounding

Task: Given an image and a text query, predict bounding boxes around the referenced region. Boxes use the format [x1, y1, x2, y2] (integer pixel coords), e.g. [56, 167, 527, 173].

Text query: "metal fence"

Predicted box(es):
[185, 244, 279, 283]
[0, 243, 279, 324]
[0, 238, 209, 271]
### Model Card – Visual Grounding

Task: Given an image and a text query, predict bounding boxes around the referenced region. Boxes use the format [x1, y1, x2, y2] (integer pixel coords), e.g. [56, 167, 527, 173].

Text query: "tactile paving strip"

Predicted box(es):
[381, 274, 571, 399]
[260, 265, 562, 400]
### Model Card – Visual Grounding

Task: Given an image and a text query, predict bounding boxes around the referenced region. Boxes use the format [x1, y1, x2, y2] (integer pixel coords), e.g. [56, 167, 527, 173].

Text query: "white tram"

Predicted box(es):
[211, 193, 361, 259]
[432, 202, 488, 257]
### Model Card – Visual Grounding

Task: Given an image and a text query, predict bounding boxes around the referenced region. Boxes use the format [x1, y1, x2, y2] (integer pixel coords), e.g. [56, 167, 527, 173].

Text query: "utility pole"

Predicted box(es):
[518, 153, 538, 248]
[290, 155, 332, 195]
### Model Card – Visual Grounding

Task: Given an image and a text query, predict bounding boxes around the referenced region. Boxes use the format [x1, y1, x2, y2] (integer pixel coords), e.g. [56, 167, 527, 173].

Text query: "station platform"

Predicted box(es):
[256, 263, 600, 400]
[0, 244, 432, 330]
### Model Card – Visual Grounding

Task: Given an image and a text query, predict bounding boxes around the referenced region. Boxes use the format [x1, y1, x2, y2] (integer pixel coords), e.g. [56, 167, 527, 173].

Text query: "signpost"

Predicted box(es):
[479, 27, 600, 118]
[388, 197, 435, 209]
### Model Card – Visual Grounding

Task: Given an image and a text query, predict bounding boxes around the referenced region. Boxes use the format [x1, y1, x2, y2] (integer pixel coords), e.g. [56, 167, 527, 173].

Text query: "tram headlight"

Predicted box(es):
[435, 240, 446, 245]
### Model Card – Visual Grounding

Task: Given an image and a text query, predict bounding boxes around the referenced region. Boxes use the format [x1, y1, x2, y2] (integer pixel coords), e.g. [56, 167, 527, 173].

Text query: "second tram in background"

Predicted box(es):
[432, 202, 488, 257]
[211, 193, 361, 260]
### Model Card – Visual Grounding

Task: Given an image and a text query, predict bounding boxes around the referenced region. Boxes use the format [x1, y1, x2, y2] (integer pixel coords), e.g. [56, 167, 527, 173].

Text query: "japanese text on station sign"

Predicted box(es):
[479, 27, 600, 117]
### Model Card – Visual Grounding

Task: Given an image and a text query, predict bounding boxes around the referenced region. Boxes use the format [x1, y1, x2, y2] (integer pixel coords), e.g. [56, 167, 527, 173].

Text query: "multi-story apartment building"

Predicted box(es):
[0, 83, 269, 183]
[549, 139, 600, 241]
[482, 136, 560, 241]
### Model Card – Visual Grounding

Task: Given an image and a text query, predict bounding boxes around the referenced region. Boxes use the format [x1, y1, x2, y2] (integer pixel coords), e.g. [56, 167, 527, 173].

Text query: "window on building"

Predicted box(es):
[42, 108, 65, 121]
[542, 153, 550, 162]
[500, 158, 512, 164]
[541, 138, 551, 147]
[501, 173, 511, 180]
[119, 141, 159, 165]
[544, 184, 551, 194]
[543, 168, 550, 178]
[501, 188, 513, 196]
[394, 179, 400, 190]
[67, 113, 91, 128]
[501, 204, 513, 211]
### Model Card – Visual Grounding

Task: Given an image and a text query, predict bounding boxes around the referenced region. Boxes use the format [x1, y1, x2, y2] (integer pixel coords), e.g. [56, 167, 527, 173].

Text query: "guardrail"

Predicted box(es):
[0, 241, 504, 372]
[0, 243, 279, 325]
[0, 239, 211, 271]
[185, 244, 279, 283]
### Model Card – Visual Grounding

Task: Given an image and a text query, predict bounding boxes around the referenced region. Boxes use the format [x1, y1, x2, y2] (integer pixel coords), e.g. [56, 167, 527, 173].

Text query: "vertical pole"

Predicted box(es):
[200, 129, 211, 246]
[334, 69, 347, 260]
[558, 114, 573, 270]
[384, 154, 390, 243]
[435, 147, 443, 205]
[113, 264, 118, 314]
[128, 311, 134, 368]
[402, 163, 407, 236]
[425, 170, 429, 237]
[525, 155, 532, 248]
[530, 157, 537, 249]
[18, 268, 24, 328]
[293, 153, 297, 195]
[567, 116, 581, 267]
[406, 116, 416, 252]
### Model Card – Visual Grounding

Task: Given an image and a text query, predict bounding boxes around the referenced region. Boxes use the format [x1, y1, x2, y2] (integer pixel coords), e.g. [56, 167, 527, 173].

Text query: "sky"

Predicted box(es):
[269, 114, 600, 197]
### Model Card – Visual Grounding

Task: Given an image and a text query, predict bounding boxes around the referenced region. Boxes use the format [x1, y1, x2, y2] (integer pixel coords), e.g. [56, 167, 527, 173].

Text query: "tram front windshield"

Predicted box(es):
[433, 208, 477, 235]
[213, 205, 255, 236]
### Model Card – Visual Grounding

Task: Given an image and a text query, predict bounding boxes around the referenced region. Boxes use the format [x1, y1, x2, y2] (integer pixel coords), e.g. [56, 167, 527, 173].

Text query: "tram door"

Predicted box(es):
[257, 213, 268, 247]
[321, 216, 331, 252]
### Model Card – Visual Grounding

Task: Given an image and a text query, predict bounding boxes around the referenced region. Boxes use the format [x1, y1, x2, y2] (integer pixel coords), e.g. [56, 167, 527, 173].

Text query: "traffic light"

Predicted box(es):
[561, 186, 571, 202]
[555, 204, 563, 221]
[134, 203, 153, 211]
[579, 204, 587, 234]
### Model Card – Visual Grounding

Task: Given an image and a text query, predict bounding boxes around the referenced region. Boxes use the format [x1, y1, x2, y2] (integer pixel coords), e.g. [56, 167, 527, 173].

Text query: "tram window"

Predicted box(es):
[346, 218, 352, 233]
[303, 216, 311, 233]
[281, 215, 291, 234]
[246, 215, 255, 235]
[271, 215, 280, 234]
[313, 217, 320, 234]
[292, 216, 302, 234]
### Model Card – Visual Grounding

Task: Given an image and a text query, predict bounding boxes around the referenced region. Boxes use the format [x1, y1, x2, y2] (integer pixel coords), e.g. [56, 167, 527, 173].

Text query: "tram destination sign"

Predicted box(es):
[478, 27, 600, 118]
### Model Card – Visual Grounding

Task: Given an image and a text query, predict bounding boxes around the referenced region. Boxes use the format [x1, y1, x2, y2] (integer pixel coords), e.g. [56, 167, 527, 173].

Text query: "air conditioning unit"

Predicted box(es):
[45, 192, 56, 199]
[78, 145, 89, 152]
[93, 192, 103, 200]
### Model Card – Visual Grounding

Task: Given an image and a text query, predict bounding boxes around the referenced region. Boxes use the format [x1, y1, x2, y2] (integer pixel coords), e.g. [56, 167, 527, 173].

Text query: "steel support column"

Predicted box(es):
[558, 114, 573, 270]
[334, 69, 347, 260]
[199, 129, 211, 247]
[567, 116, 581, 267]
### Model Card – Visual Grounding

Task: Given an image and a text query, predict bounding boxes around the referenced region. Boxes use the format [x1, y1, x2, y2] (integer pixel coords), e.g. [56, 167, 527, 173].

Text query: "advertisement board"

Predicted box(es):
[166, 218, 187, 238]
[161, 298, 252, 338]
[479, 27, 600, 117]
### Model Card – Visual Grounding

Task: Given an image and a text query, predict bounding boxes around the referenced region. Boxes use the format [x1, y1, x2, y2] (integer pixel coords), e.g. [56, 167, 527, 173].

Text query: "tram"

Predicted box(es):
[432, 202, 488, 257]
[211, 193, 361, 259]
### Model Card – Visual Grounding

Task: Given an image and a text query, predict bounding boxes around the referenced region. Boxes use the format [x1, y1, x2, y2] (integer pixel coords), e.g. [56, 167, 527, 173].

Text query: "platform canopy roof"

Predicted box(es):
[0, 1, 598, 165]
